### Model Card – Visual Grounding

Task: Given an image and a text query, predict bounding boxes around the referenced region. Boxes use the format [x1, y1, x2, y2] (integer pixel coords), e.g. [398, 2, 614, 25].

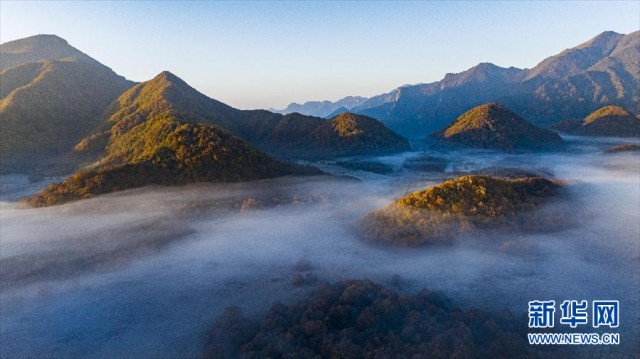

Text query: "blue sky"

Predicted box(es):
[2, 1, 638, 109]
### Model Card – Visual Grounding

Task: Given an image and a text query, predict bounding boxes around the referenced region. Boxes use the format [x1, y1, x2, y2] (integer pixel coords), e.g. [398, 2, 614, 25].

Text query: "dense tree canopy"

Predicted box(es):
[359, 175, 563, 246]
[204, 279, 562, 359]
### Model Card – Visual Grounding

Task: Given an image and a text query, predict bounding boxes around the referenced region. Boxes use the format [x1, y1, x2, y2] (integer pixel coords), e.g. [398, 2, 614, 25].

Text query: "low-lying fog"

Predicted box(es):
[1, 137, 639, 358]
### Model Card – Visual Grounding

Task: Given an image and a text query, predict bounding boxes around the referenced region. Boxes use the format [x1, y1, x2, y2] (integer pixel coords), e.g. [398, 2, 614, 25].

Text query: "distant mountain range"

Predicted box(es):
[294, 31, 639, 138]
[270, 96, 368, 118]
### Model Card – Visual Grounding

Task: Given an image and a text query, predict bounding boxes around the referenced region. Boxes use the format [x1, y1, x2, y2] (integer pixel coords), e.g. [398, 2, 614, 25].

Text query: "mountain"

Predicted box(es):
[344, 31, 639, 138]
[271, 96, 368, 117]
[517, 31, 628, 92]
[25, 116, 319, 207]
[548, 105, 640, 137]
[278, 112, 411, 158]
[431, 102, 563, 151]
[0, 34, 108, 71]
[506, 31, 640, 124]
[24, 71, 323, 207]
[25, 69, 411, 206]
[0, 58, 133, 173]
[78, 72, 409, 160]
[353, 63, 527, 137]
[358, 175, 562, 246]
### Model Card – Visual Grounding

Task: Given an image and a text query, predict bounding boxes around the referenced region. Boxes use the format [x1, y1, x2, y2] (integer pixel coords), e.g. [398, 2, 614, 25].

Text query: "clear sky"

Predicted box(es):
[1, 1, 639, 109]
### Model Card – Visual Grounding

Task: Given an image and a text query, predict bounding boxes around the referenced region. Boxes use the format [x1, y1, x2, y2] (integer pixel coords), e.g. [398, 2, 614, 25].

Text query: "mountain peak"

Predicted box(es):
[0, 34, 105, 71]
[28, 34, 68, 43]
[149, 71, 188, 86]
[478, 101, 506, 112]
[474, 62, 499, 70]
[583, 105, 633, 124]
[575, 31, 623, 50]
[1, 34, 68, 51]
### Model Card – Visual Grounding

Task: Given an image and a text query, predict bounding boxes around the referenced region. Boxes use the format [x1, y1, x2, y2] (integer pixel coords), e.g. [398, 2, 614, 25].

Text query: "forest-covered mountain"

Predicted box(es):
[548, 105, 640, 137]
[21, 69, 409, 206]
[77, 71, 410, 160]
[25, 116, 320, 207]
[431, 102, 563, 151]
[0, 35, 134, 173]
[339, 31, 639, 137]
[270, 96, 368, 118]
[25, 71, 324, 207]
[359, 175, 562, 246]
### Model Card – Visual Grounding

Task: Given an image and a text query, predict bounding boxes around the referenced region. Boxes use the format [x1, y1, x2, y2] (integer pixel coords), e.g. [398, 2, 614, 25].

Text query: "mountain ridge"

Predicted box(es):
[291, 31, 640, 138]
[79, 71, 410, 161]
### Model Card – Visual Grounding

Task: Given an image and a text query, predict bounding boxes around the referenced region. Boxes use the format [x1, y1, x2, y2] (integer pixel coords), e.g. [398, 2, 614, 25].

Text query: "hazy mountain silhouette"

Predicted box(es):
[271, 96, 368, 117]
[324, 106, 349, 118]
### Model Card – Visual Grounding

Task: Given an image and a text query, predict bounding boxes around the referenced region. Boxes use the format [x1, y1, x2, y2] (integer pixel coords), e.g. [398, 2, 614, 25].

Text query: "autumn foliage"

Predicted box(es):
[359, 175, 562, 246]
[24, 115, 320, 207]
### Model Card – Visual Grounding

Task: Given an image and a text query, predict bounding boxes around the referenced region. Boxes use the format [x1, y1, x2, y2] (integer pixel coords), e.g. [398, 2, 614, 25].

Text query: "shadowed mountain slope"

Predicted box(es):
[354, 63, 527, 137]
[280, 112, 411, 158]
[506, 31, 640, 125]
